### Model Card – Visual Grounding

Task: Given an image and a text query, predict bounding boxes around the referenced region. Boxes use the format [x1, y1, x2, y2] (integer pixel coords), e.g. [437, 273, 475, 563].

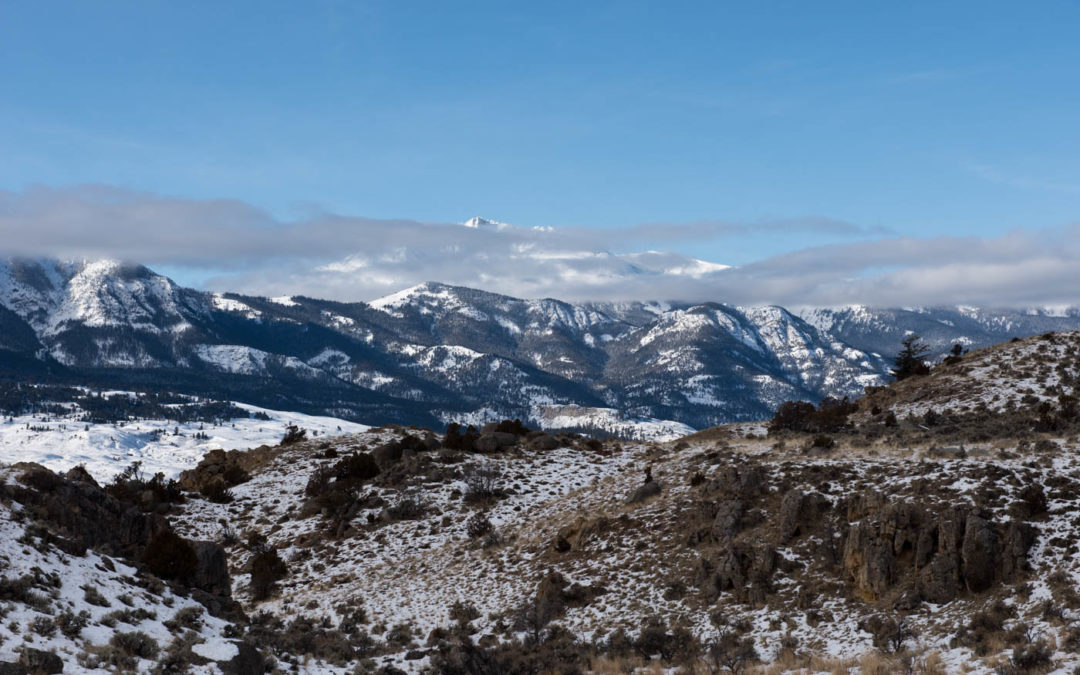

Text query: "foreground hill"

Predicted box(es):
[4, 257, 1080, 435]
[4, 334, 1075, 669]
[4, 333, 1080, 672]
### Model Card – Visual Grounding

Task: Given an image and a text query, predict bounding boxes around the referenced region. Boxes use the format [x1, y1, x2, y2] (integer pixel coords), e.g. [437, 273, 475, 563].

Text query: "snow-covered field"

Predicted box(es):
[0, 403, 369, 481]
[531, 403, 695, 441]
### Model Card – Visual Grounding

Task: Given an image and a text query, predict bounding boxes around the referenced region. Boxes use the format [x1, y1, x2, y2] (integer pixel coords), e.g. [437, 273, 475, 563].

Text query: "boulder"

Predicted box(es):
[534, 572, 569, 625]
[18, 649, 62, 675]
[843, 522, 895, 601]
[778, 490, 806, 543]
[63, 465, 99, 487]
[178, 446, 276, 493]
[372, 442, 404, 468]
[421, 432, 441, 452]
[527, 433, 560, 451]
[552, 534, 571, 553]
[221, 641, 267, 675]
[711, 499, 744, 543]
[474, 432, 518, 453]
[473, 434, 500, 453]
[1001, 519, 1037, 580]
[627, 481, 661, 504]
[708, 464, 765, 500]
[914, 526, 937, 569]
[714, 548, 745, 592]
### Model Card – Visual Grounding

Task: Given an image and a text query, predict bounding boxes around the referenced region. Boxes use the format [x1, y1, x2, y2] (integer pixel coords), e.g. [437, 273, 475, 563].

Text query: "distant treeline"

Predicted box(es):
[0, 381, 248, 424]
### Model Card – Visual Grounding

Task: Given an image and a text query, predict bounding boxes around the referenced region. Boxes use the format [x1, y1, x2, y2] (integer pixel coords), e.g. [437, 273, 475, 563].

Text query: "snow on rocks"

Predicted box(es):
[0, 469, 241, 673]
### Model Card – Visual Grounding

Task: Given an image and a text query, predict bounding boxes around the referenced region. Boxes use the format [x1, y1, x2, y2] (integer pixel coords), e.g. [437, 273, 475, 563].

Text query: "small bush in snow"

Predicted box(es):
[383, 491, 426, 521]
[82, 584, 110, 607]
[110, 630, 160, 660]
[56, 609, 90, 639]
[30, 615, 56, 638]
[463, 464, 504, 504]
[0, 574, 51, 612]
[163, 605, 203, 632]
[281, 425, 307, 445]
[465, 512, 494, 539]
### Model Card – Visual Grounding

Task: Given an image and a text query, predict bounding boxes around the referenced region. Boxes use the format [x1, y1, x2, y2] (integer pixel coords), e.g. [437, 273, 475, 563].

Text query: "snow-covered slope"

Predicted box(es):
[855, 330, 1080, 422]
[5, 256, 1080, 436]
[0, 486, 243, 673]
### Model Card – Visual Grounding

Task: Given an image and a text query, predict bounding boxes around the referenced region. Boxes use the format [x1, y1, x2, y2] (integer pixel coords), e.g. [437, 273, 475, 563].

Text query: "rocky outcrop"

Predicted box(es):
[778, 489, 829, 544]
[178, 445, 278, 494]
[533, 571, 606, 626]
[628, 480, 662, 504]
[961, 515, 998, 593]
[843, 522, 896, 601]
[11, 464, 163, 557]
[700, 543, 777, 606]
[838, 497, 1034, 604]
[193, 541, 231, 598]
[372, 442, 404, 468]
[689, 457, 1040, 610]
[474, 432, 519, 453]
[711, 499, 744, 543]
[6, 464, 237, 614]
[919, 553, 959, 604]
[221, 642, 268, 675]
[525, 432, 560, 451]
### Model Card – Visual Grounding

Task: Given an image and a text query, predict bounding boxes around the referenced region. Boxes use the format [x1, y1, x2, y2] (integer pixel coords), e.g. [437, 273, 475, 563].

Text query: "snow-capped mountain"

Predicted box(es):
[798, 304, 1080, 358]
[3, 257, 1080, 433]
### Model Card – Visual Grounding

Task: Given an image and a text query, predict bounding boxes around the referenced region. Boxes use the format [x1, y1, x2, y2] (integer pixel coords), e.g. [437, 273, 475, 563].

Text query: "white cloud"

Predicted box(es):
[1, 184, 1078, 308]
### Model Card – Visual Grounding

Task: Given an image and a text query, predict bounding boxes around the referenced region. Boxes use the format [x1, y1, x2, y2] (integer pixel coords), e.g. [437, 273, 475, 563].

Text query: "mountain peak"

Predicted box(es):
[462, 216, 511, 231]
[368, 281, 453, 311]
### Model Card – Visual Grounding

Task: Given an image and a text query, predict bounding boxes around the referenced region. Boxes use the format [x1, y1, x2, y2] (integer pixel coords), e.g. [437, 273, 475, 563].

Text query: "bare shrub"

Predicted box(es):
[465, 512, 494, 539]
[282, 425, 307, 445]
[463, 464, 504, 504]
[250, 548, 288, 600]
[384, 490, 426, 521]
[111, 630, 160, 659]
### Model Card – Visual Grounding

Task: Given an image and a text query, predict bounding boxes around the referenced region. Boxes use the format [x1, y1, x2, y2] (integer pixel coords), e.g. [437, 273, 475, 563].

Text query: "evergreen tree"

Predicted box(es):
[890, 335, 931, 381]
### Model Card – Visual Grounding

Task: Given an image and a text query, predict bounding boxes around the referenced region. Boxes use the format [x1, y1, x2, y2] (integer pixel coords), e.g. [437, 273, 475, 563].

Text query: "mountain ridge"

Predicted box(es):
[2, 256, 1080, 435]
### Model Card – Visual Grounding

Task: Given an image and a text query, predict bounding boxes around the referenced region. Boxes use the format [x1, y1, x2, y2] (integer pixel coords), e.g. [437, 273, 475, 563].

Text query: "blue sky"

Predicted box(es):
[2, 1, 1079, 304]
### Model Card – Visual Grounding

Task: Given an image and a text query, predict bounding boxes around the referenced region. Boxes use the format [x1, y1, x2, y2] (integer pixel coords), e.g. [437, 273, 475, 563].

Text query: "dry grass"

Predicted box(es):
[587, 656, 669, 673]
[728, 649, 948, 675]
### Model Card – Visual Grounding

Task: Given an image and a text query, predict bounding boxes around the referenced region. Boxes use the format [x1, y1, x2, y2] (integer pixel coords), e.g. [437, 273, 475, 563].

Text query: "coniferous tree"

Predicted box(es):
[891, 335, 931, 381]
